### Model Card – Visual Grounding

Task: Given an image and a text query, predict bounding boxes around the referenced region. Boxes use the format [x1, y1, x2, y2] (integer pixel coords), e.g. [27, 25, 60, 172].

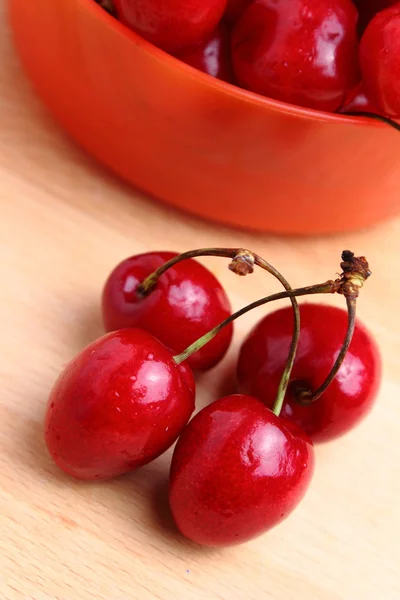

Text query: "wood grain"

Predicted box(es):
[1, 2, 399, 598]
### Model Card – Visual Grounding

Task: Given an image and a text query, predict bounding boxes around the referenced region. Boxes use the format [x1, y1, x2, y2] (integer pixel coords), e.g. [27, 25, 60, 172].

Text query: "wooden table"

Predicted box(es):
[1, 2, 399, 598]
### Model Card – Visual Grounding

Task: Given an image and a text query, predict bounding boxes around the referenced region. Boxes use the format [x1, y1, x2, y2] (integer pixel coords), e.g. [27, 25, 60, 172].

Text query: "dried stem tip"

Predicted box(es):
[337, 250, 371, 300]
[228, 249, 255, 276]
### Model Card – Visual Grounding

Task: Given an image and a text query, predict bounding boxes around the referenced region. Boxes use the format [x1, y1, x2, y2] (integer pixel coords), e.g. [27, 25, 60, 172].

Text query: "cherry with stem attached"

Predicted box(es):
[103, 247, 300, 372]
[49, 246, 300, 481]
[102, 250, 234, 372]
[175, 251, 370, 415]
[237, 250, 380, 442]
[45, 328, 196, 481]
[138, 248, 301, 387]
[142, 247, 302, 412]
[46, 245, 372, 544]
[169, 251, 371, 547]
[237, 301, 381, 442]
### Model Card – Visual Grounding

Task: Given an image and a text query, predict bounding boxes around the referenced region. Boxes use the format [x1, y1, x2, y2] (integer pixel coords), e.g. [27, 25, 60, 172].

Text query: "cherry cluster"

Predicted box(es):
[45, 248, 380, 547]
[95, 0, 400, 119]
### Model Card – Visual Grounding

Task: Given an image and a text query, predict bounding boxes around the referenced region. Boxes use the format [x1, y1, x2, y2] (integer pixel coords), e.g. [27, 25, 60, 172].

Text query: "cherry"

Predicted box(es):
[224, 0, 252, 22]
[231, 0, 360, 112]
[113, 0, 228, 54]
[237, 303, 381, 443]
[359, 3, 400, 118]
[169, 394, 314, 547]
[102, 251, 233, 372]
[340, 81, 378, 113]
[45, 328, 195, 480]
[176, 23, 235, 83]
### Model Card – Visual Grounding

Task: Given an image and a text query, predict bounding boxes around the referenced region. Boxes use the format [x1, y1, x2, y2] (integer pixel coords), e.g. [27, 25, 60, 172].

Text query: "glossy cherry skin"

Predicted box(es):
[102, 252, 233, 372]
[176, 23, 235, 83]
[339, 81, 378, 113]
[45, 328, 195, 481]
[359, 3, 400, 118]
[224, 0, 252, 22]
[237, 303, 381, 443]
[169, 394, 314, 547]
[231, 0, 360, 112]
[113, 0, 227, 54]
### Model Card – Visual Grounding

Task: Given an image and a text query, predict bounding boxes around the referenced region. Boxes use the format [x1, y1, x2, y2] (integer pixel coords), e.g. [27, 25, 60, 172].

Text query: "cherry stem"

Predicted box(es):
[174, 250, 371, 416]
[295, 296, 356, 405]
[249, 253, 300, 419]
[137, 247, 300, 415]
[137, 247, 299, 296]
[137, 249, 238, 296]
[345, 111, 400, 132]
[173, 282, 330, 368]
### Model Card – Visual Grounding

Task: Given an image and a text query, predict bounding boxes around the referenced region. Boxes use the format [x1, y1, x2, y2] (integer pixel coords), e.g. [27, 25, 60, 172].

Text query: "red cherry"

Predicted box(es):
[340, 81, 378, 113]
[102, 252, 233, 372]
[176, 23, 235, 83]
[169, 394, 314, 547]
[231, 0, 360, 112]
[359, 3, 400, 118]
[237, 303, 381, 443]
[45, 328, 195, 480]
[113, 0, 228, 54]
[224, 0, 252, 22]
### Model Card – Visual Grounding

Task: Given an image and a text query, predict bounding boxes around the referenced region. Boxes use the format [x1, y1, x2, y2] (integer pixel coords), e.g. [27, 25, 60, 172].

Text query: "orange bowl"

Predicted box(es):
[8, 0, 400, 234]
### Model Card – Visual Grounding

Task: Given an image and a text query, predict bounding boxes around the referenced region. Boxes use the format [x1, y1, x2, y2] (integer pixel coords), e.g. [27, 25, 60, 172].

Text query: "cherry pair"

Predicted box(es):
[45, 248, 380, 547]
[101, 247, 379, 442]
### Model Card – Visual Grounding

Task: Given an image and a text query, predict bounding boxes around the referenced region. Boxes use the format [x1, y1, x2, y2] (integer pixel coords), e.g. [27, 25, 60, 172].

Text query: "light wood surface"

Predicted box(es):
[1, 2, 399, 598]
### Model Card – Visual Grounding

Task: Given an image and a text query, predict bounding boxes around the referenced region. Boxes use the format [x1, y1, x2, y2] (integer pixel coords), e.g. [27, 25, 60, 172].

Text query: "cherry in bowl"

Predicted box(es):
[237, 303, 381, 443]
[113, 0, 228, 53]
[231, 0, 360, 112]
[175, 22, 235, 83]
[340, 82, 378, 114]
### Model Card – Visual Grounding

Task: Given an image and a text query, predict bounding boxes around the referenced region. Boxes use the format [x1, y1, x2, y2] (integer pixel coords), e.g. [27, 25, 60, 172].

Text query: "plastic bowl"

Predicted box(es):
[8, 0, 400, 234]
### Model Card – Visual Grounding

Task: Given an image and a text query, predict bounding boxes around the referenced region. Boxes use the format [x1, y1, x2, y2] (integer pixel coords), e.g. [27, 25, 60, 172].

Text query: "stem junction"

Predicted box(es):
[174, 250, 371, 414]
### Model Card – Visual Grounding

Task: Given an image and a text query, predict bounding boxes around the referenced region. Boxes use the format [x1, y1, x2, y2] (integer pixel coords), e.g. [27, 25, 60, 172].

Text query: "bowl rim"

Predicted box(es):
[87, 0, 380, 128]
